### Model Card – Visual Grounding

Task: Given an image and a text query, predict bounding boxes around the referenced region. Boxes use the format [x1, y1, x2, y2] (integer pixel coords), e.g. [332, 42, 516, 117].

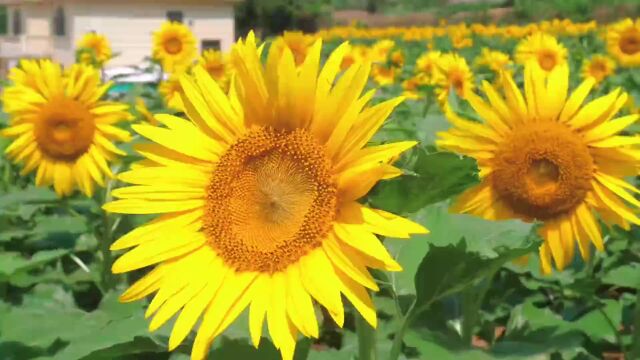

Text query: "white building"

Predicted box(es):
[0, 0, 237, 74]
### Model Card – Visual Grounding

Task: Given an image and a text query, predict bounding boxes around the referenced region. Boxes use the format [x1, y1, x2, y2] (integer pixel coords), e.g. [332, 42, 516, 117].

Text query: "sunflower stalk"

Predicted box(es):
[631, 289, 640, 359]
[356, 314, 377, 360]
[97, 167, 120, 292]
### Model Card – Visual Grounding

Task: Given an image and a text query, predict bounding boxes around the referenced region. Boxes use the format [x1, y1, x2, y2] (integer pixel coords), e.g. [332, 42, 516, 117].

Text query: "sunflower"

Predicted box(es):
[433, 53, 474, 103]
[103, 32, 427, 360]
[340, 44, 370, 70]
[475, 48, 513, 75]
[515, 32, 567, 72]
[371, 39, 395, 63]
[198, 49, 232, 92]
[371, 63, 397, 86]
[415, 51, 441, 83]
[437, 61, 640, 273]
[153, 21, 197, 73]
[581, 55, 616, 85]
[158, 74, 184, 111]
[76, 32, 113, 66]
[402, 76, 425, 100]
[1, 60, 131, 196]
[390, 49, 404, 68]
[272, 31, 317, 66]
[607, 18, 640, 67]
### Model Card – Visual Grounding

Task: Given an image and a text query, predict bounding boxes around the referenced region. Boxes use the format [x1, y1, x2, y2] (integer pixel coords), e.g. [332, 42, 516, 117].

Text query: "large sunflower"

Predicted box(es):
[1, 60, 131, 196]
[153, 21, 197, 73]
[607, 18, 640, 67]
[77, 32, 113, 66]
[437, 61, 640, 273]
[104, 32, 427, 359]
[515, 32, 567, 73]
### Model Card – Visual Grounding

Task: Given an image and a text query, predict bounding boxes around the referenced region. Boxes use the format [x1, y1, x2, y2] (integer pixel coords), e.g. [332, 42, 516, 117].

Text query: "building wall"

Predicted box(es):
[66, 0, 235, 67]
[0, 0, 235, 70]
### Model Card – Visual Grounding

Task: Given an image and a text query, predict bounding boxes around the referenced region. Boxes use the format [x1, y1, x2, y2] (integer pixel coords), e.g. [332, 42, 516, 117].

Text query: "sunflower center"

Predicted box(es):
[590, 61, 607, 76]
[164, 37, 183, 55]
[34, 96, 95, 162]
[203, 127, 337, 273]
[450, 72, 465, 96]
[491, 121, 593, 220]
[619, 30, 640, 55]
[537, 50, 557, 71]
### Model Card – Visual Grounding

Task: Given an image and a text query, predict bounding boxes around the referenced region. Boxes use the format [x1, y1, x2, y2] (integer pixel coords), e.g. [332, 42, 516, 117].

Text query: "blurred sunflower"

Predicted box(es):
[158, 74, 184, 111]
[198, 49, 232, 92]
[272, 31, 317, 66]
[371, 39, 395, 63]
[153, 21, 197, 73]
[390, 49, 404, 68]
[104, 32, 426, 360]
[1, 60, 131, 196]
[475, 48, 513, 75]
[433, 53, 474, 103]
[415, 51, 441, 83]
[438, 61, 640, 273]
[371, 64, 397, 86]
[402, 76, 424, 100]
[581, 55, 616, 85]
[607, 18, 640, 67]
[340, 44, 369, 70]
[515, 32, 567, 72]
[76, 32, 112, 66]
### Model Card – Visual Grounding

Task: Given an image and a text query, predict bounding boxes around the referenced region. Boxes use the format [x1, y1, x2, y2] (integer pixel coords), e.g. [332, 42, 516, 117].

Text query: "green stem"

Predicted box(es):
[357, 314, 377, 360]
[387, 302, 423, 360]
[631, 290, 640, 359]
[98, 169, 119, 292]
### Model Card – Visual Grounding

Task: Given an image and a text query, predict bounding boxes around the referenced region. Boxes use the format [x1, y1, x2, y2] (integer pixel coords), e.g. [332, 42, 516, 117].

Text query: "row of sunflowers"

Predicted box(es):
[1, 16, 640, 360]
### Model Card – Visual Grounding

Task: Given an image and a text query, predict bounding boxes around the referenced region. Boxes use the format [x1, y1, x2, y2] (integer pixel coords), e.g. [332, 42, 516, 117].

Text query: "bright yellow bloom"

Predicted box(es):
[272, 31, 317, 66]
[475, 48, 513, 74]
[433, 53, 474, 103]
[515, 32, 567, 72]
[76, 32, 112, 66]
[438, 61, 640, 273]
[415, 51, 441, 83]
[1, 60, 131, 196]
[152, 21, 197, 73]
[371, 39, 395, 63]
[103, 32, 427, 360]
[371, 64, 396, 86]
[158, 74, 184, 111]
[607, 18, 640, 67]
[198, 49, 232, 92]
[340, 44, 370, 70]
[451, 34, 473, 49]
[581, 55, 616, 85]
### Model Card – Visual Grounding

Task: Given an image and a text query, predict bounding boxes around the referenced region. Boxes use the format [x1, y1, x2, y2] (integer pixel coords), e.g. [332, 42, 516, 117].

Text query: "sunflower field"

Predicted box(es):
[2, 12, 640, 360]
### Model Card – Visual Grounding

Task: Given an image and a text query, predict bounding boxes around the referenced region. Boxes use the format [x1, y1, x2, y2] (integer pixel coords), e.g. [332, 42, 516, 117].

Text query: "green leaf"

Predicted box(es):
[0, 249, 69, 280]
[414, 238, 537, 308]
[31, 215, 88, 235]
[0, 187, 57, 212]
[369, 149, 478, 214]
[602, 263, 640, 289]
[388, 203, 534, 295]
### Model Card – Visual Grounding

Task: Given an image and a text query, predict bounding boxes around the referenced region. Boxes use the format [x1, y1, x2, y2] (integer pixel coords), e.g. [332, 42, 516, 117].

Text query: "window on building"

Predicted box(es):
[53, 6, 65, 36]
[166, 10, 183, 23]
[0, 6, 8, 35]
[201, 39, 221, 51]
[12, 8, 22, 35]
